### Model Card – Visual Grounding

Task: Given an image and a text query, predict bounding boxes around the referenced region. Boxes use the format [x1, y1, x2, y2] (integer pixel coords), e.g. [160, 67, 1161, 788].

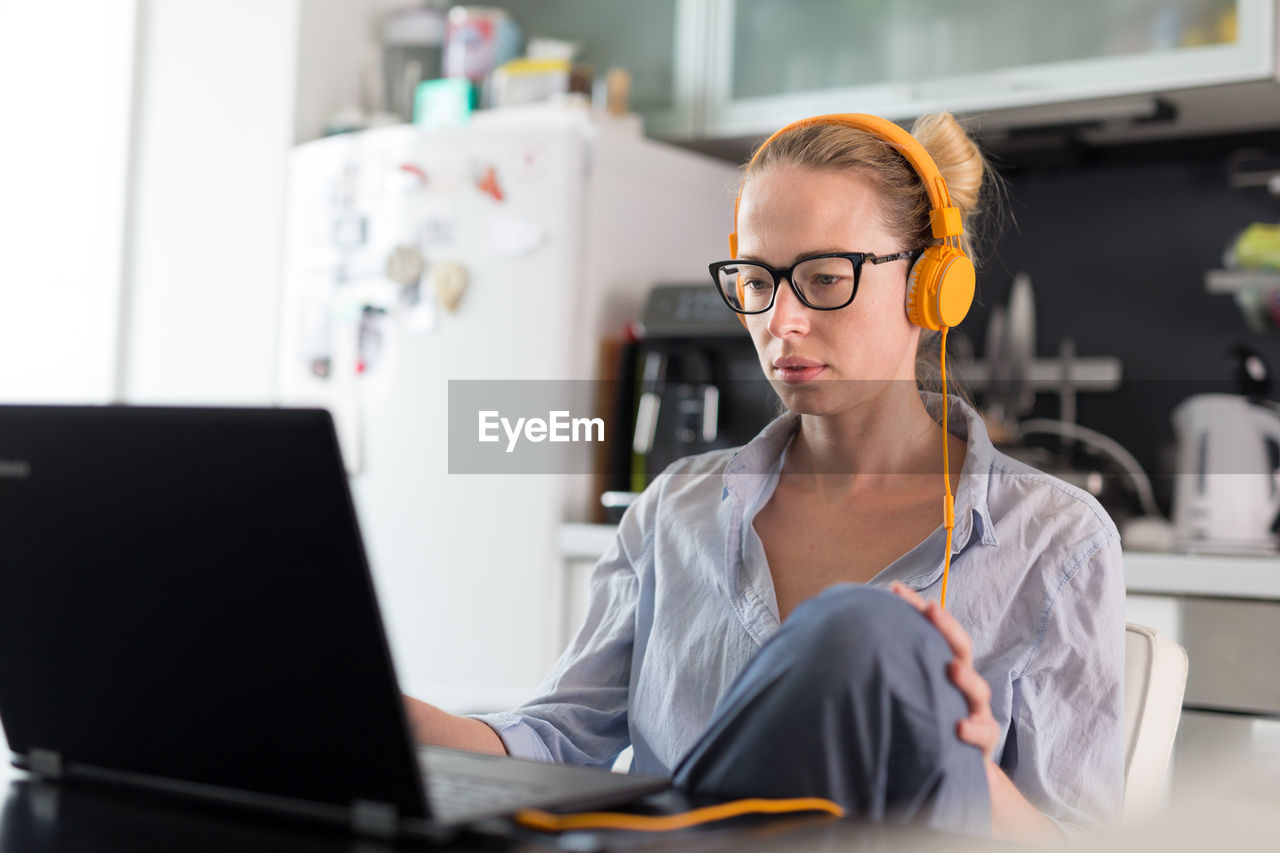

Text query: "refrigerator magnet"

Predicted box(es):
[429, 260, 469, 313]
[385, 244, 427, 287]
[475, 164, 504, 202]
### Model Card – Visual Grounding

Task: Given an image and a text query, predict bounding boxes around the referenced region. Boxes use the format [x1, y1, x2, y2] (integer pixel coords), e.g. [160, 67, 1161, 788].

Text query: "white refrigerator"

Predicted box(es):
[277, 108, 739, 713]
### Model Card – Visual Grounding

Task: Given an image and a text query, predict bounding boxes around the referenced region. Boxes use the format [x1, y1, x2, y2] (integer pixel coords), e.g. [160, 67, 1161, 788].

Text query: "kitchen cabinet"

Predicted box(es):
[700, 0, 1273, 139]
[476, 0, 701, 137]
[1126, 551, 1280, 718]
[513, 1, 1279, 145]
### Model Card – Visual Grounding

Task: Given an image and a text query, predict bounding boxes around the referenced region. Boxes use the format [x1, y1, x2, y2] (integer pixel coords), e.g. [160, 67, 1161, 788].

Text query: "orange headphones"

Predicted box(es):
[732, 113, 974, 608]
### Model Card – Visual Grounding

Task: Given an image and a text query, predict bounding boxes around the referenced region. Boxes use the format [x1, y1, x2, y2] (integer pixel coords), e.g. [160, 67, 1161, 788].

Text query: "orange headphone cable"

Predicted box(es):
[940, 325, 955, 611]
[513, 796, 844, 833]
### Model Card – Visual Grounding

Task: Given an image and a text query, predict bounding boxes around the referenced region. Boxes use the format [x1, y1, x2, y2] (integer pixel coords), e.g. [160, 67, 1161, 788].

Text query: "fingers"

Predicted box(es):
[922, 601, 973, 663]
[889, 581, 928, 612]
[949, 660, 999, 759]
[891, 582, 973, 663]
[950, 658, 992, 711]
[957, 714, 1001, 757]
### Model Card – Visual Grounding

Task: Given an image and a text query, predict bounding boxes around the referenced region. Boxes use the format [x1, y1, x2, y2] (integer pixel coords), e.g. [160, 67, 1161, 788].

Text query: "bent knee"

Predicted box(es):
[779, 584, 951, 674]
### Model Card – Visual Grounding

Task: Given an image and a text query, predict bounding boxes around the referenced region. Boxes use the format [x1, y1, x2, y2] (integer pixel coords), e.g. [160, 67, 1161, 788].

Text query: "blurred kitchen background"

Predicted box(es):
[3, 0, 1280, 834]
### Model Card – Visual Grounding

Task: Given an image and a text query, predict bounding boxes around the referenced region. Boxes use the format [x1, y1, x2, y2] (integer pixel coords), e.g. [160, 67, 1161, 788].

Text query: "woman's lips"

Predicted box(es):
[772, 358, 826, 385]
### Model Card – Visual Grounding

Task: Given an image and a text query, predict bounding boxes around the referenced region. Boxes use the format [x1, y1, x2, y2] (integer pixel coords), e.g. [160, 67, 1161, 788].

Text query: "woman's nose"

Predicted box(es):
[767, 277, 810, 337]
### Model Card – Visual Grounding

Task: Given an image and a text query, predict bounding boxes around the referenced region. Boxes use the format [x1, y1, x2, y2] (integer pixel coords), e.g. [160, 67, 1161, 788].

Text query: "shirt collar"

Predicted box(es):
[721, 409, 800, 503]
[722, 393, 999, 551]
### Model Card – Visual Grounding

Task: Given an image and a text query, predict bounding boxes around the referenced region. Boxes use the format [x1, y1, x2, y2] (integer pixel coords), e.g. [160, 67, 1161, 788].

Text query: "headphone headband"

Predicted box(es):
[730, 113, 963, 258]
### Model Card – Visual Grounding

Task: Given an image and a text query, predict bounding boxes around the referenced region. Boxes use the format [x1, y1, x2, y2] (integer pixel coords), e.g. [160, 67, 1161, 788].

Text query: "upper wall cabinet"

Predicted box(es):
[501, 1, 1276, 143]
[697, 0, 1274, 140]
[481, 0, 700, 137]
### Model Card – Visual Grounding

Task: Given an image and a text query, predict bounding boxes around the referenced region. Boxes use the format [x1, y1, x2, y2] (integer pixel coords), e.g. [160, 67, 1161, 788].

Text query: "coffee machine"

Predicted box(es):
[601, 284, 779, 520]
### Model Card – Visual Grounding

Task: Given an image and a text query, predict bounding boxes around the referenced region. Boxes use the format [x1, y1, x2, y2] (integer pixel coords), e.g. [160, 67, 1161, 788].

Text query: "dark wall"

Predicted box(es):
[962, 131, 1280, 508]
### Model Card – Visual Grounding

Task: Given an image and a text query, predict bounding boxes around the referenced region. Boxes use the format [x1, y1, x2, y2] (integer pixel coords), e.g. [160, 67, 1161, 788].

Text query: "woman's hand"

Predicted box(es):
[889, 582, 1000, 760]
[890, 582, 1062, 843]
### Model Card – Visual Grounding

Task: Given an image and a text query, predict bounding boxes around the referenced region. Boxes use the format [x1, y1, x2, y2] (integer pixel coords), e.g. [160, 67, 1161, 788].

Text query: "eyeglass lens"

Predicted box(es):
[716, 256, 857, 312]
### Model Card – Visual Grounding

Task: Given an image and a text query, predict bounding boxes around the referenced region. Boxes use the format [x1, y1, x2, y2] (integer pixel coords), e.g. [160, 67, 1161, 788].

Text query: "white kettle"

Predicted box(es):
[1171, 393, 1280, 550]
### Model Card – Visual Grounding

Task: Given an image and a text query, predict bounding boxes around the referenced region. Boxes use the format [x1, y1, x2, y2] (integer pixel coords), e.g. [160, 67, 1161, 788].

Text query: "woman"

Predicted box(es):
[405, 112, 1125, 842]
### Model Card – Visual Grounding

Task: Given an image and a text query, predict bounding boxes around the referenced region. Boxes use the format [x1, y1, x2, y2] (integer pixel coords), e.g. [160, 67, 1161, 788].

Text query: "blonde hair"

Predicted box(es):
[742, 112, 1001, 402]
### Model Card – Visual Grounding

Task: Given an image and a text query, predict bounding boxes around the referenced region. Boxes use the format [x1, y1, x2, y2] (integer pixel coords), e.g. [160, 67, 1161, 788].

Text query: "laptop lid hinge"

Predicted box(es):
[351, 800, 398, 837]
[28, 749, 63, 779]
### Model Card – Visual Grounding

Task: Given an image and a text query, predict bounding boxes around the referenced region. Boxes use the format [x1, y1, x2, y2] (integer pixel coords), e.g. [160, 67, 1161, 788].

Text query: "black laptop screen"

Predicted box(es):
[0, 406, 428, 818]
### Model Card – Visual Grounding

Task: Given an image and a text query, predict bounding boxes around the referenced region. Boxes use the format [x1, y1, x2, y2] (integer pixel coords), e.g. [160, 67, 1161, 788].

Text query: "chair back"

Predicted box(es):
[1123, 622, 1189, 821]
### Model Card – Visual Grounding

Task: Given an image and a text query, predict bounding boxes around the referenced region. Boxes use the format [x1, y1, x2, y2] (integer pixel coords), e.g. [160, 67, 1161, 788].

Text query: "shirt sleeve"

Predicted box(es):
[468, 485, 651, 768]
[1004, 532, 1127, 838]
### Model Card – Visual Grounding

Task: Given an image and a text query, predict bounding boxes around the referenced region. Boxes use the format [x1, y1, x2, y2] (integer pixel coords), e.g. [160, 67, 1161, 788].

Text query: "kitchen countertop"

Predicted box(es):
[1123, 550, 1280, 601]
[559, 524, 1280, 602]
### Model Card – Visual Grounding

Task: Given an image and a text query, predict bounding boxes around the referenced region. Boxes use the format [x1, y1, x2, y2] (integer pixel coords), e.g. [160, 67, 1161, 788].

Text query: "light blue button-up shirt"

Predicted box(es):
[472, 393, 1126, 833]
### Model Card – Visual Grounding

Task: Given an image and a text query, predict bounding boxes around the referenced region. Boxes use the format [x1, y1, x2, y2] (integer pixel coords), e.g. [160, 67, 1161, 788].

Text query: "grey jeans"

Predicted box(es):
[671, 584, 991, 836]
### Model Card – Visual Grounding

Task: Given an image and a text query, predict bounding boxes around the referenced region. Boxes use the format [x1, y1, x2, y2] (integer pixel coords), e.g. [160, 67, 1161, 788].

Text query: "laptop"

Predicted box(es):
[0, 405, 668, 839]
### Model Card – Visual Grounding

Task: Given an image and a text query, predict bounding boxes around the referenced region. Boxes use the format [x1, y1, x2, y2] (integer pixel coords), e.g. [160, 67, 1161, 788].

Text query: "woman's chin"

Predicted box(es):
[769, 380, 842, 415]
[769, 377, 902, 416]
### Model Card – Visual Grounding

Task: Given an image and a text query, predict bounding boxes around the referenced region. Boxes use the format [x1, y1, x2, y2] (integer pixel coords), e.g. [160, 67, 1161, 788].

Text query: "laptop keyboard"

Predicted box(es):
[424, 769, 553, 821]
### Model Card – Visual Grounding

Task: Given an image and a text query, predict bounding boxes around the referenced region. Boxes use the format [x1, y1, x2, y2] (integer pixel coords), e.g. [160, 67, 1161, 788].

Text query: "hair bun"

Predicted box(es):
[910, 112, 985, 217]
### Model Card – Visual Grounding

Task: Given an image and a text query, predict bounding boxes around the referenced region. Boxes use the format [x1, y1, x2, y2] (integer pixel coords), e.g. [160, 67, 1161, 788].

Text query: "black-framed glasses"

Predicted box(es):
[709, 250, 919, 315]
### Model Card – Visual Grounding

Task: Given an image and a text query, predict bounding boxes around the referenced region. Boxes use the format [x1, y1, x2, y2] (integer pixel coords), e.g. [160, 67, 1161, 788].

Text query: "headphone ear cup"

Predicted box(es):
[905, 255, 931, 329]
[906, 247, 975, 330]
